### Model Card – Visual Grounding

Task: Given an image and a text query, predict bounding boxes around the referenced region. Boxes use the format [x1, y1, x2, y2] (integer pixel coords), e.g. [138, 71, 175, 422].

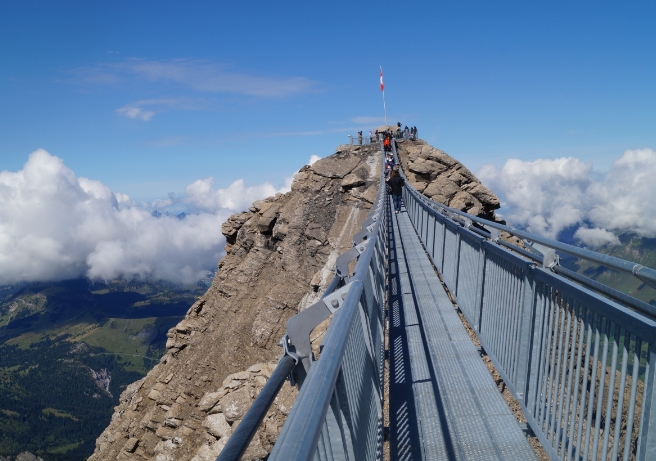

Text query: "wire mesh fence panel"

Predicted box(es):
[396, 153, 656, 461]
[455, 229, 485, 329]
[478, 244, 529, 386]
[524, 269, 655, 461]
[442, 221, 460, 291]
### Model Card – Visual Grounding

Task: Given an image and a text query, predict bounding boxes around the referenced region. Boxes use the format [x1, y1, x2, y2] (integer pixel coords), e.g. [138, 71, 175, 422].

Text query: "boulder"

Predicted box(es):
[449, 191, 479, 212]
[221, 387, 251, 422]
[122, 438, 139, 453]
[311, 154, 360, 179]
[341, 173, 365, 189]
[466, 183, 500, 209]
[426, 148, 458, 167]
[198, 391, 225, 412]
[408, 159, 433, 175]
[202, 413, 232, 439]
[423, 177, 459, 202]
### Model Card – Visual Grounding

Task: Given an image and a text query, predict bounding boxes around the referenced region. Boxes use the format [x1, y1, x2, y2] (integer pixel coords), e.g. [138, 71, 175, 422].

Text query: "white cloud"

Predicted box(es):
[308, 155, 321, 165]
[116, 106, 154, 121]
[184, 178, 280, 213]
[0, 150, 292, 285]
[573, 227, 621, 247]
[71, 58, 320, 98]
[477, 148, 656, 245]
[116, 98, 204, 121]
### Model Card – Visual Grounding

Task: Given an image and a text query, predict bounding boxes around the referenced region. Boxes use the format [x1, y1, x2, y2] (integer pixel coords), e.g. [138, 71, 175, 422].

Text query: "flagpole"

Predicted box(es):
[382, 89, 387, 126]
[380, 66, 387, 126]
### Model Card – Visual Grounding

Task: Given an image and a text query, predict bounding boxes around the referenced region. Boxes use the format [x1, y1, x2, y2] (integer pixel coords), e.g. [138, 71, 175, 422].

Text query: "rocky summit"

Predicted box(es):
[88, 140, 500, 461]
[395, 139, 500, 218]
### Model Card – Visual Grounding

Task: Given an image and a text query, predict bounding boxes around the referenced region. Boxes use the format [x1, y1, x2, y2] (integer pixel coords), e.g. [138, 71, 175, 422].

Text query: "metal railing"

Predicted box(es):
[266, 146, 387, 461]
[392, 141, 656, 461]
[348, 133, 422, 145]
[348, 134, 374, 145]
[217, 144, 386, 461]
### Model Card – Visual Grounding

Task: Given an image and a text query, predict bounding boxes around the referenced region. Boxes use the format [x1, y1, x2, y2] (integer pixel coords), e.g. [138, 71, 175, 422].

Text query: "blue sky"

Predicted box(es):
[2, 1, 656, 202]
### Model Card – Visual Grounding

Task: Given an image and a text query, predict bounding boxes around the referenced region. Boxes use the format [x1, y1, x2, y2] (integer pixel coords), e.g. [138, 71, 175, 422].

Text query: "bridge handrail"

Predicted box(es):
[410, 178, 656, 288]
[267, 144, 387, 461]
[392, 140, 656, 461]
[390, 142, 656, 318]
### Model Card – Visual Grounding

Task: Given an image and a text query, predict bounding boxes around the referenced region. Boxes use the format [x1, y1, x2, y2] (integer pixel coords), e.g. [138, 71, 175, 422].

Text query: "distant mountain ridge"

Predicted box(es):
[563, 231, 656, 306]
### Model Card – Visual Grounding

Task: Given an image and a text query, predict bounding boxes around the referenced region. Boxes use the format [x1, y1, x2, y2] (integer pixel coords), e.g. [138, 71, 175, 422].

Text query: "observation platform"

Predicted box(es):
[388, 201, 537, 460]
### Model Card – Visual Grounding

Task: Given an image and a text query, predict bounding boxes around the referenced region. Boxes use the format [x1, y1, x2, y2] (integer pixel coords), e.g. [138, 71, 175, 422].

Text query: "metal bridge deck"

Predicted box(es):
[388, 201, 537, 461]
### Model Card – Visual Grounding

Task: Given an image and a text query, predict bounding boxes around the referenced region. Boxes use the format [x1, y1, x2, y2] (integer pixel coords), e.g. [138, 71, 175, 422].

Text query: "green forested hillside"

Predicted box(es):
[567, 233, 656, 306]
[0, 278, 208, 460]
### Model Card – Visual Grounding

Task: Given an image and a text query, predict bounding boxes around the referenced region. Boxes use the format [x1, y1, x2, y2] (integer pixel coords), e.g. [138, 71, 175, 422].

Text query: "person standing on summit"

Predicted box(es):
[387, 168, 405, 214]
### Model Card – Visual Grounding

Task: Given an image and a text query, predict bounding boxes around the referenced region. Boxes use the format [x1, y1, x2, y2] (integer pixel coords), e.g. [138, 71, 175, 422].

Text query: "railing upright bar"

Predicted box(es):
[638, 347, 656, 459]
[514, 272, 536, 404]
[554, 302, 573, 455]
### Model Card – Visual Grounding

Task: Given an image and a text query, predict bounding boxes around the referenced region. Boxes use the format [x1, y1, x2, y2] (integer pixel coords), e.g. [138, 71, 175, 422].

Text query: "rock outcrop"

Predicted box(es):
[88, 143, 381, 461]
[395, 139, 500, 218]
[0, 453, 44, 461]
[89, 139, 502, 461]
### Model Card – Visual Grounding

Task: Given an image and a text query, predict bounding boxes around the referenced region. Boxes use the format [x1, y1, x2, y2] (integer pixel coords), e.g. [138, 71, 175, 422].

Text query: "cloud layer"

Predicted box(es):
[0, 150, 294, 285]
[477, 148, 656, 246]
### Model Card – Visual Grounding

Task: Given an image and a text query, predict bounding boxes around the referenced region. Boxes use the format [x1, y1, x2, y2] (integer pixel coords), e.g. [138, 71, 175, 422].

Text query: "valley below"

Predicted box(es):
[0, 278, 209, 460]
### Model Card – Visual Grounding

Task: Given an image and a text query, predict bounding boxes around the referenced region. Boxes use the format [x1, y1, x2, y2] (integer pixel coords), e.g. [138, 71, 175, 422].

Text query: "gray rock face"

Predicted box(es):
[87, 139, 502, 461]
[15, 454, 44, 461]
[310, 152, 361, 178]
[202, 413, 232, 438]
[220, 386, 251, 422]
[396, 139, 500, 218]
[89, 367, 112, 396]
[87, 143, 381, 461]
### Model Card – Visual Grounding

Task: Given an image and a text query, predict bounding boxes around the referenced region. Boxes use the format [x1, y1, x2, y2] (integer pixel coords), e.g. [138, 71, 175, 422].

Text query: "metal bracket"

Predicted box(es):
[335, 247, 360, 280]
[355, 239, 369, 254]
[280, 334, 301, 364]
[284, 282, 353, 372]
[351, 209, 380, 244]
[521, 239, 545, 259]
[483, 225, 501, 243]
[543, 248, 560, 270]
[322, 283, 351, 313]
[334, 240, 369, 279]
[278, 334, 303, 386]
[632, 265, 656, 290]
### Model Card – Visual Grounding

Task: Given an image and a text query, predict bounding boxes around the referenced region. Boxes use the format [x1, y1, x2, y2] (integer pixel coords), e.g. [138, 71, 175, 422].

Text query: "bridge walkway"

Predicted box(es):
[387, 200, 538, 461]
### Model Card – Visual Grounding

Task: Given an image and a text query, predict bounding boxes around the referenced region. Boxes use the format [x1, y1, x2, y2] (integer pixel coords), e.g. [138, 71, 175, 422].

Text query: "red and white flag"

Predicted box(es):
[380, 67, 384, 91]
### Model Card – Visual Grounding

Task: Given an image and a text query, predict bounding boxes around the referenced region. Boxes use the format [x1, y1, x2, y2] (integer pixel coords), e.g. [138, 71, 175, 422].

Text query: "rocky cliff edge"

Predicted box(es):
[88, 140, 501, 461]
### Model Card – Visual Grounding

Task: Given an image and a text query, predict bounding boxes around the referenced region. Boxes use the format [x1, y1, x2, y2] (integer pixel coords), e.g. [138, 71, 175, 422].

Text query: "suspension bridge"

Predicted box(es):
[216, 140, 656, 461]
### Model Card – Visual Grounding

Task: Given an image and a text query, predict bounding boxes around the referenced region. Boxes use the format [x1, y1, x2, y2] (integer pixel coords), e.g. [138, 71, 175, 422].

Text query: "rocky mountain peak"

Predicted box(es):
[396, 139, 500, 219]
[87, 139, 499, 461]
[88, 143, 381, 461]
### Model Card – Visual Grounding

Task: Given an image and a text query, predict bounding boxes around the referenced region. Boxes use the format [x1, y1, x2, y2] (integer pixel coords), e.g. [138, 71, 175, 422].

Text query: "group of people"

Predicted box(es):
[373, 123, 419, 142]
[402, 125, 418, 140]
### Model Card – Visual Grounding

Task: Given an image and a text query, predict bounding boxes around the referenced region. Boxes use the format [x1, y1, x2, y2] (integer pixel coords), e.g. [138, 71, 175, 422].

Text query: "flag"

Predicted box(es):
[380, 67, 384, 91]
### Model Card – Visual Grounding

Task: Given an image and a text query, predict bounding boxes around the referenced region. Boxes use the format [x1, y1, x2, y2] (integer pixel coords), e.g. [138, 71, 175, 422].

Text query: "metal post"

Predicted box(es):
[638, 348, 656, 460]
